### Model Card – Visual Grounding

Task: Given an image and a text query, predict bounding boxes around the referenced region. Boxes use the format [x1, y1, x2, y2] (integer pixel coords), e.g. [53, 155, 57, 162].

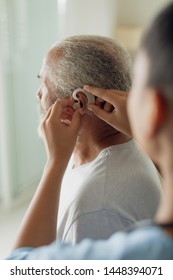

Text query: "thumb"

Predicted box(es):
[87, 104, 110, 123]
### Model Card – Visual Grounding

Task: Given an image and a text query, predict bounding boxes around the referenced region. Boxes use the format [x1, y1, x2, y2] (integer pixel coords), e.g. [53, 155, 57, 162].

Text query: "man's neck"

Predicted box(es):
[73, 120, 131, 168]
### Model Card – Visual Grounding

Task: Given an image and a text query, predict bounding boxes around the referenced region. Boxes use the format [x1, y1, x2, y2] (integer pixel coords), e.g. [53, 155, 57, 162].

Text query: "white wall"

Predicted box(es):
[117, 0, 171, 26]
[58, 0, 117, 39]
[0, 0, 58, 206]
[114, 0, 172, 54]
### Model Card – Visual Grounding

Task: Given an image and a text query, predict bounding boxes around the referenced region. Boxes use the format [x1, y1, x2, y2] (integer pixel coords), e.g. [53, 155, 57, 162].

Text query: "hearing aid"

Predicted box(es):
[72, 88, 95, 110]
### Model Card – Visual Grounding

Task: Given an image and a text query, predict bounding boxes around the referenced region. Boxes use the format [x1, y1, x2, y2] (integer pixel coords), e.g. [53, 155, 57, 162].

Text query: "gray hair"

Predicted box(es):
[47, 35, 131, 98]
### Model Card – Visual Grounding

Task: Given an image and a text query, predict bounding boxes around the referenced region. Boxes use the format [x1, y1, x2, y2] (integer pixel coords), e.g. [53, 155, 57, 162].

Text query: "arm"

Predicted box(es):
[84, 86, 132, 138]
[84, 86, 162, 173]
[13, 99, 83, 249]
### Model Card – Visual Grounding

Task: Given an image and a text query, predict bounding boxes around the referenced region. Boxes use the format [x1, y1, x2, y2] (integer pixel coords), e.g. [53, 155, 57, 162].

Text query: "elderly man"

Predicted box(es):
[37, 35, 161, 244]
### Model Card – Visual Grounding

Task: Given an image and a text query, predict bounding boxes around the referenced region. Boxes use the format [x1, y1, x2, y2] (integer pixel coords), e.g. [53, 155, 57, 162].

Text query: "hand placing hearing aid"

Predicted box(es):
[72, 88, 95, 111]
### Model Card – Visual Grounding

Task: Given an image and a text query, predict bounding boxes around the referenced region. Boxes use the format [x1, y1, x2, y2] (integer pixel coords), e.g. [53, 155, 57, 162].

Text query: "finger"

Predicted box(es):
[87, 104, 111, 123]
[43, 104, 54, 121]
[48, 99, 74, 120]
[84, 86, 120, 105]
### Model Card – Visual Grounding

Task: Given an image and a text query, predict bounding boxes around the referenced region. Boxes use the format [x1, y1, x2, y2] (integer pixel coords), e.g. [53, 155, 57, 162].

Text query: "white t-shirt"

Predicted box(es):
[57, 140, 162, 244]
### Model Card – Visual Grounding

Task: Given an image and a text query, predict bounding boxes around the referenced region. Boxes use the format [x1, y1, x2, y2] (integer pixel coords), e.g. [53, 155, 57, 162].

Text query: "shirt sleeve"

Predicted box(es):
[6, 232, 129, 260]
[6, 227, 169, 260]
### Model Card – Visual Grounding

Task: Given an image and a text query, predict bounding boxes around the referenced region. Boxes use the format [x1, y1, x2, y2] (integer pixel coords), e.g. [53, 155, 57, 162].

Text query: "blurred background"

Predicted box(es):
[0, 0, 171, 259]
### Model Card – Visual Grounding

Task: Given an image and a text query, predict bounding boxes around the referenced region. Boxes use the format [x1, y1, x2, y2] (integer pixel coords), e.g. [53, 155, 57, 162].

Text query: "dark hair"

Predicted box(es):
[141, 3, 173, 94]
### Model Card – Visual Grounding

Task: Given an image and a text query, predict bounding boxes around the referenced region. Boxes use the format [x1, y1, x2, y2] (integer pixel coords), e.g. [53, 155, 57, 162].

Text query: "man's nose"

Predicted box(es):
[37, 88, 42, 100]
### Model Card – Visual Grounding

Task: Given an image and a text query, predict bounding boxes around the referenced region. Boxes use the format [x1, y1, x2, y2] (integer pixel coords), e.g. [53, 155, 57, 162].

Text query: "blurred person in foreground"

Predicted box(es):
[6, 3, 173, 259]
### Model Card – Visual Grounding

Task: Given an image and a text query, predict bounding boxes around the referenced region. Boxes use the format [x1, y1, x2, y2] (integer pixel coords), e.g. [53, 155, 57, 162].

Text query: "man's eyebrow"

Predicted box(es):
[37, 74, 41, 79]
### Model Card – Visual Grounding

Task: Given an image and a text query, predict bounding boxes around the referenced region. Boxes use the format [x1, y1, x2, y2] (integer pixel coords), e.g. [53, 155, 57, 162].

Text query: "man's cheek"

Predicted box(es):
[38, 103, 46, 120]
[38, 95, 54, 119]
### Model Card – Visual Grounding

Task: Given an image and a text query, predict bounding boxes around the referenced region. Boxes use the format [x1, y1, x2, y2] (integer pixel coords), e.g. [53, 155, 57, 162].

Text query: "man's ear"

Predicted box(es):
[144, 89, 166, 138]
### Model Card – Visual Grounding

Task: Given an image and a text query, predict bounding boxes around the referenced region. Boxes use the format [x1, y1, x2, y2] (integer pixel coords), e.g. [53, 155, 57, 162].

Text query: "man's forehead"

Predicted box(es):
[39, 55, 50, 78]
[40, 47, 61, 73]
[48, 46, 63, 57]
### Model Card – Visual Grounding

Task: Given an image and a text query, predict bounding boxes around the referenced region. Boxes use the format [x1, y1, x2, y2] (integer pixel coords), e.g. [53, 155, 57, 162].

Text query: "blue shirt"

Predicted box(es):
[6, 226, 173, 260]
